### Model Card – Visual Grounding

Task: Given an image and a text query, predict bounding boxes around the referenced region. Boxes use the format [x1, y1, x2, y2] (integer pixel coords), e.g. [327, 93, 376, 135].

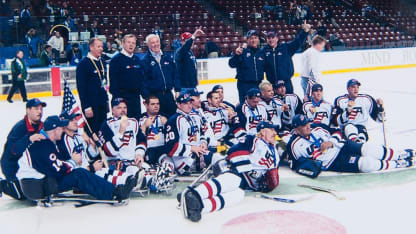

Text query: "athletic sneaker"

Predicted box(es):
[113, 173, 138, 202]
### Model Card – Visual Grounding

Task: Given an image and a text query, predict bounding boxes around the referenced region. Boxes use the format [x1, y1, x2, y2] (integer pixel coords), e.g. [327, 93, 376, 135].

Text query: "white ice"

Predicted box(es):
[1, 67, 416, 234]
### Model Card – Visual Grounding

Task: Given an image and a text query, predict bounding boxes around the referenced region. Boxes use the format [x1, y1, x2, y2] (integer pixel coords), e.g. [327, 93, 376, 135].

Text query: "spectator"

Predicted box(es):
[67, 43, 82, 66]
[275, 0, 284, 20]
[324, 7, 340, 28]
[316, 21, 327, 38]
[204, 40, 221, 58]
[47, 31, 64, 64]
[45, 0, 55, 15]
[102, 41, 118, 61]
[64, 15, 77, 32]
[288, 1, 297, 25]
[19, 5, 31, 39]
[88, 20, 101, 38]
[26, 28, 41, 58]
[38, 44, 53, 67]
[113, 29, 123, 49]
[59, 1, 73, 22]
[263, 0, 275, 12]
[7, 50, 28, 103]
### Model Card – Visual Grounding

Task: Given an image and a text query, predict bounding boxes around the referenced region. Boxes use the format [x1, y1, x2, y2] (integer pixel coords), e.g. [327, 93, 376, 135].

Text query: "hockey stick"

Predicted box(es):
[381, 111, 388, 148]
[255, 194, 314, 203]
[179, 163, 214, 219]
[298, 184, 346, 200]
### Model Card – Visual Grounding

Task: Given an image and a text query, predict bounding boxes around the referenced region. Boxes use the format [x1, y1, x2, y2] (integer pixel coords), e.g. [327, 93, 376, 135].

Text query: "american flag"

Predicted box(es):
[62, 79, 85, 128]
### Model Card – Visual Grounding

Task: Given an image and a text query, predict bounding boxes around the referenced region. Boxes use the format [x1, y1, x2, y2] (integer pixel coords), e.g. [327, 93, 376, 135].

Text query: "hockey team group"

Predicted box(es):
[1, 21, 415, 222]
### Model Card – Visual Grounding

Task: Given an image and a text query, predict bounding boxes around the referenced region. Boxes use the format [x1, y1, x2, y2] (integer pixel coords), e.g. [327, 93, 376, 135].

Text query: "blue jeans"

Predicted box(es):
[301, 77, 309, 96]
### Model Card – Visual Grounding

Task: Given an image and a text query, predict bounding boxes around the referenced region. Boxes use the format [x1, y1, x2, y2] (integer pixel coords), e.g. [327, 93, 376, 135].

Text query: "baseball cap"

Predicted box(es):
[347, 79, 361, 88]
[273, 80, 286, 89]
[187, 88, 204, 97]
[246, 88, 261, 98]
[292, 114, 312, 128]
[266, 31, 278, 38]
[212, 85, 224, 92]
[246, 29, 259, 38]
[44, 115, 69, 131]
[312, 83, 323, 92]
[26, 98, 47, 108]
[59, 111, 81, 120]
[180, 32, 192, 41]
[176, 90, 192, 103]
[111, 97, 127, 107]
[256, 120, 279, 132]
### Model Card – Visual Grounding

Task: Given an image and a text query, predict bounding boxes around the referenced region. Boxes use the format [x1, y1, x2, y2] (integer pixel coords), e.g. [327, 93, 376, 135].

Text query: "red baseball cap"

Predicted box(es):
[180, 32, 192, 41]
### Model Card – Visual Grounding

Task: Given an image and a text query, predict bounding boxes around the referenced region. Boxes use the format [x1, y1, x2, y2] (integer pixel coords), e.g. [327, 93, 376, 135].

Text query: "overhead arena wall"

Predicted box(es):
[0, 47, 416, 100]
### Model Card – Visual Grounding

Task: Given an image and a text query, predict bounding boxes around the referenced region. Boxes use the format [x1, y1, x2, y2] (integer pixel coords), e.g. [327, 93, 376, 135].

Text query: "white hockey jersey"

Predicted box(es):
[287, 126, 344, 169]
[190, 108, 217, 147]
[237, 102, 268, 135]
[259, 97, 284, 129]
[138, 114, 165, 148]
[274, 94, 303, 127]
[334, 94, 380, 127]
[303, 99, 333, 126]
[227, 135, 280, 190]
[99, 117, 147, 161]
[203, 106, 245, 142]
[57, 133, 99, 169]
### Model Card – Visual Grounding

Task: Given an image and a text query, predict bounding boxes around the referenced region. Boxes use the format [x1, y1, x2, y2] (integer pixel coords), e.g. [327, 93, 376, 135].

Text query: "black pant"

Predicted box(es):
[151, 90, 176, 118]
[0, 178, 25, 200]
[120, 90, 142, 121]
[52, 48, 60, 63]
[84, 105, 108, 135]
[7, 80, 27, 101]
[237, 81, 260, 104]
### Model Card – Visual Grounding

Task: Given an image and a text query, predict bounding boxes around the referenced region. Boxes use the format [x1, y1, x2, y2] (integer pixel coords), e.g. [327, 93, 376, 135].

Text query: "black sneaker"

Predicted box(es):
[7, 98, 13, 103]
[113, 174, 138, 202]
[183, 188, 203, 222]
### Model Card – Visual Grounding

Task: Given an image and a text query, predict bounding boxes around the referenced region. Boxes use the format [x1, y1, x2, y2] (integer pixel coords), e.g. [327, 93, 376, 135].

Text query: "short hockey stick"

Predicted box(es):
[298, 184, 346, 200]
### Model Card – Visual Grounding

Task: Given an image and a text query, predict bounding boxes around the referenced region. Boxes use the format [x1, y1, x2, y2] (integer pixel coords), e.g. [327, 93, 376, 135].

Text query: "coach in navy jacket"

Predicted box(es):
[229, 30, 265, 104]
[76, 38, 109, 134]
[175, 27, 205, 90]
[262, 22, 311, 94]
[109, 34, 144, 121]
[0, 98, 46, 200]
[142, 34, 180, 117]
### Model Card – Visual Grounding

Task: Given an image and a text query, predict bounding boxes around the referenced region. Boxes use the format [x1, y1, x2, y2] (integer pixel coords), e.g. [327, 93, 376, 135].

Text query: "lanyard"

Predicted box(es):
[192, 108, 207, 124]
[149, 115, 159, 135]
[185, 115, 197, 135]
[89, 57, 105, 86]
[312, 98, 323, 107]
[248, 106, 259, 121]
[302, 133, 321, 148]
[261, 139, 277, 167]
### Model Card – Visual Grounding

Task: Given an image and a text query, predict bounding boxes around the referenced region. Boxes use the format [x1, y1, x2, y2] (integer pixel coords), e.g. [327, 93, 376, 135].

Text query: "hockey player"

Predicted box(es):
[302, 84, 333, 126]
[57, 111, 138, 186]
[236, 88, 268, 135]
[211, 85, 236, 111]
[203, 90, 245, 145]
[165, 90, 223, 175]
[138, 95, 168, 165]
[334, 79, 384, 142]
[17, 115, 137, 202]
[273, 80, 303, 130]
[259, 80, 283, 129]
[1, 98, 46, 200]
[98, 98, 146, 171]
[287, 114, 415, 177]
[180, 121, 280, 222]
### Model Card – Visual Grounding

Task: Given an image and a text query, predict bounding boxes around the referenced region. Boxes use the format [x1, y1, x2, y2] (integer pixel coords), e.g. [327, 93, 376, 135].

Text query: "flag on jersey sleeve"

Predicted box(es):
[62, 79, 85, 128]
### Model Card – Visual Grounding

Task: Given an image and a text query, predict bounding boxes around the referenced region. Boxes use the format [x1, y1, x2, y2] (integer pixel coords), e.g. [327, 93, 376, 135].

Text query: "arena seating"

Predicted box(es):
[211, 0, 414, 49]
[48, 0, 244, 57]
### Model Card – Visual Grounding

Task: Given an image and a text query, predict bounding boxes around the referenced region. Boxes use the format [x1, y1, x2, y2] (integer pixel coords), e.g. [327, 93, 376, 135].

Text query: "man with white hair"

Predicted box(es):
[141, 34, 179, 117]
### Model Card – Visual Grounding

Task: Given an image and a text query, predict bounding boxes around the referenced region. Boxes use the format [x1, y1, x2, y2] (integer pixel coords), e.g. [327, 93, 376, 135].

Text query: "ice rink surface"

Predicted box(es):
[1, 67, 416, 234]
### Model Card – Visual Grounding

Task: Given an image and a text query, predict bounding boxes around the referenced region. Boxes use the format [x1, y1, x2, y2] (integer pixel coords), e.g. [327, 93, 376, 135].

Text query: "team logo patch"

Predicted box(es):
[278, 52, 282, 55]
[246, 52, 251, 57]
[258, 57, 263, 61]
[151, 61, 156, 66]
[349, 157, 356, 164]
